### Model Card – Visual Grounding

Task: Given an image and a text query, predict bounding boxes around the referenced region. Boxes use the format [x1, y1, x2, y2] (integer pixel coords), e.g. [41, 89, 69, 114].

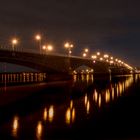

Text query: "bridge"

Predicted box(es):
[0, 49, 133, 75]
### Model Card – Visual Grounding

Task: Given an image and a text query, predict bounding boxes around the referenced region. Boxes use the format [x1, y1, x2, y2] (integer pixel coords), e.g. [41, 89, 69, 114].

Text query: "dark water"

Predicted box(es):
[0, 73, 140, 140]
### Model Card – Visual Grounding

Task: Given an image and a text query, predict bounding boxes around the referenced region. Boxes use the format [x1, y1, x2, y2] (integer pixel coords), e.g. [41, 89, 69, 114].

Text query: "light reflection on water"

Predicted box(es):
[36, 121, 43, 140]
[0, 73, 139, 139]
[42, 106, 54, 122]
[65, 101, 76, 124]
[48, 106, 54, 122]
[12, 116, 19, 137]
[0, 72, 46, 84]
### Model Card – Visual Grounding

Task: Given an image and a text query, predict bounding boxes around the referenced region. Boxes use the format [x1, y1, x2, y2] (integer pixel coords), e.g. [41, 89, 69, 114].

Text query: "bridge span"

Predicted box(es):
[0, 49, 133, 75]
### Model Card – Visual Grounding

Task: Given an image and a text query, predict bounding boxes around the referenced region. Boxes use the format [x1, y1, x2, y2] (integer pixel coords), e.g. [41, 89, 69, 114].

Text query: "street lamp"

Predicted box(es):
[100, 57, 103, 61]
[35, 34, 42, 54]
[91, 55, 97, 59]
[83, 53, 87, 57]
[47, 45, 53, 51]
[64, 42, 74, 74]
[97, 52, 100, 56]
[64, 42, 74, 57]
[42, 45, 46, 50]
[42, 45, 46, 54]
[110, 56, 113, 60]
[84, 48, 89, 53]
[11, 38, 18, 51]
[82, 48, 89, 58]
[42, 44, 53, 54]
[104, 54, 109, 58]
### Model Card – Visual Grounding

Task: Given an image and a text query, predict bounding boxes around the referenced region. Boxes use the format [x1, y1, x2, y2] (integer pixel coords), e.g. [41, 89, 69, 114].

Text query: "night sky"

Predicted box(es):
[0, 0, 140, 67]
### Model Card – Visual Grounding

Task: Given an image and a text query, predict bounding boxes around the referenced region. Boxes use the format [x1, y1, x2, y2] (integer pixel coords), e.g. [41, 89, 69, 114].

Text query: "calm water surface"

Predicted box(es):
[0, 73, 140, 140]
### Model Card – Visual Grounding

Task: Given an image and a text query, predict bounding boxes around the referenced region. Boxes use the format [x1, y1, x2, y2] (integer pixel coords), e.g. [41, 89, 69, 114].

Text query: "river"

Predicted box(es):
[0, 73, 140, 140]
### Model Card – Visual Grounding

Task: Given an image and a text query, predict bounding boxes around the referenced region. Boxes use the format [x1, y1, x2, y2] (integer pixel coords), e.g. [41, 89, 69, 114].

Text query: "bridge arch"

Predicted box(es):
[0, 49, 132, 75]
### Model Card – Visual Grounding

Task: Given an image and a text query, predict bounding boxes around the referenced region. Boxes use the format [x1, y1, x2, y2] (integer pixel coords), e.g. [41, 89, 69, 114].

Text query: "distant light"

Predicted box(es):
[118, 60, 121, 63]
[35, 34, 41, 41]
[69, 50, 72, 54]
[83, 53, 87, 57]
[104, 54, 109, 58]
[110, 60, 114, 64]
[47, 45, 53, 51]
[84, 48, 89, 53]
[64, 42, 69, 48]
[91, 55, 97, 59]
[97, 52, 100, 55]
[110, 57, 113, 60]
[64, 42, 74, 56]
[100, 57, 103, 61]
[70, 44, 74, 48]
[12, 38, 18, 45]
[42, 45, 46, 50]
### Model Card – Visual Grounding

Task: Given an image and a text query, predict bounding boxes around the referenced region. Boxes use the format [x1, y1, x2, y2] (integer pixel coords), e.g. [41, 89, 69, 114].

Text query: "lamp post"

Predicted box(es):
[84, 48, 89, 53]
[83, 53, 87, 57]
[42, 45, 46, 54]
[64, 42, 73, 57]
[47, 45, 53, 51]
[82, 48, 89, 58]
[97, 52, 100, 56]
[42, 44, 53, 54]
[64, 42, 74, 73]
[35, 34, 42, 54]
[12, 38, 18, 52]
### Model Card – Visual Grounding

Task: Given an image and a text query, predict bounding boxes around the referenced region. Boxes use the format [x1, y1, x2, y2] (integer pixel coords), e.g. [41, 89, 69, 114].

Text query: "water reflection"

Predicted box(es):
[84, 94, 88, 105]
[65, 107, 71, 124]
[65, 107, 76, 125]
[42, 106, 54, 122]
[12, 116, 19, 137]
[43, 108, 47, 121]
[65, 100, 76, 124]
[0, 72, 46, 85]
[84, 94, 90, 114]
[98, 94, 102, 108]
[93, 89, 98, 103]
[112, 87, 115, 100]
[73, 74, 94, 83]
[48, 106, 54, 122]
[105, 89, 110, 103]
[86, 100, 90, 114]
[70, 100, 73, 109]
[1, 74, 138, 139]
[36, 121, 43, 140]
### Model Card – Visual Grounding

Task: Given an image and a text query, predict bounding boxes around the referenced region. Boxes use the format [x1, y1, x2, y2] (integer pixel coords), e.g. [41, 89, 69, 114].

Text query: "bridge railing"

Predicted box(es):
[0, 45, 90, 59]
